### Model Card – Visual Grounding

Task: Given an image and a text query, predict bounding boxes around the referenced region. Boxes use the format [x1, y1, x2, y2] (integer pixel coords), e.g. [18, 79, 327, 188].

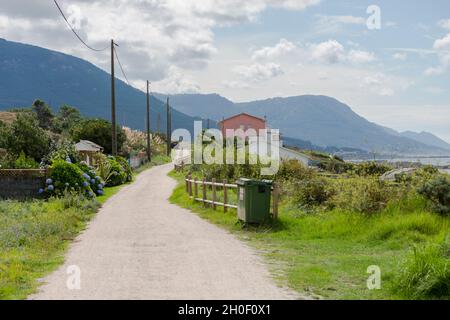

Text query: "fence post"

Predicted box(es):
[272, 182, 279, 220]
[188, 174, 193, 198]
[194, 178, 198, 199]
[212, 178, 217, 210]
[223, 179, 228, 213]
[202, 178, 207, 206]
[185, 174, 189, 193]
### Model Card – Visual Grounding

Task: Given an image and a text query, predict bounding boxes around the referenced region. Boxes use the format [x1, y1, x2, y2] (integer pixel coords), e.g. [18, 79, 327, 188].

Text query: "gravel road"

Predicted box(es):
[30, 164, 296, 300]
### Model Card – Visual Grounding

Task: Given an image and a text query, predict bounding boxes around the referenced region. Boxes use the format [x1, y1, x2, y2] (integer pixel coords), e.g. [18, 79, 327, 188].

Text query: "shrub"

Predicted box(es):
[292, 177, 335, 209]
[5, 112, 50, 161]
[418, 175, 450, 215]
[330, 178, 395, 214]
[76, 162, 105, 196]
[48, 160, 87, 196]
[349, 161, 392, 177]
[13, 152, 39, 169]
[115, 156, 133, 182]
[106, 157, 128, 187]
[41, 140, 80, 166]
[276, 159, 315, 181]
[394, 241, 450, 299]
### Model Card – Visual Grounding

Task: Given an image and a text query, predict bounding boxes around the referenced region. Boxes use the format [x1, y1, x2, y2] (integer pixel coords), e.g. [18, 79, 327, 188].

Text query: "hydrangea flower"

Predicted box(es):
[38, 188, 44, 194]
[66, 157, 72, 163]
[83, 173, 90, 180]
[97, 190, 104, 196]
[47, 185, 54, 192]
[91, 179, 96, 184]
[46, 178, 53, 185]
[82, 181, 89, 187]
[98, 184, 103, 190]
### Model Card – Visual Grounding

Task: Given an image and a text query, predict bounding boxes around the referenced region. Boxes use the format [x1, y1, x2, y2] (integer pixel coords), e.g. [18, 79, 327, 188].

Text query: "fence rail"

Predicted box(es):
[185, 174, 279, 219]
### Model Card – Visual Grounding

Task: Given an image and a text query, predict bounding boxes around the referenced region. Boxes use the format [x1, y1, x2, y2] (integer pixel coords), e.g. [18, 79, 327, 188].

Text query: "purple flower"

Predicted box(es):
[38, 188, 44, 194]
[83, 173, 90, 180]
[82, 181, 89, 187]
[97, 190, 104, 196]
[47, 185, 54, 192]
[46, 178, 53, 185]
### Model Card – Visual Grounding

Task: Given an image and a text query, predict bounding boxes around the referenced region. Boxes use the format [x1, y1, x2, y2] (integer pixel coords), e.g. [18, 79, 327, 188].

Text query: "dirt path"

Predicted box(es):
[30, 164, 296, 300]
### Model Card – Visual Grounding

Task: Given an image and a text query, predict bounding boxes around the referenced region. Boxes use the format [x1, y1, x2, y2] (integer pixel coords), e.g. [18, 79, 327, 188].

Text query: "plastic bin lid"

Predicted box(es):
[236, 178, 273, 186]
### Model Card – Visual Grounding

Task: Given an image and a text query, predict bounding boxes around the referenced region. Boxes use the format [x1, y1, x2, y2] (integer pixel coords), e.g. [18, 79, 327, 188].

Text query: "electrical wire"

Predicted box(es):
[113, 46, 131, 86]
[53, 0, 108, 52]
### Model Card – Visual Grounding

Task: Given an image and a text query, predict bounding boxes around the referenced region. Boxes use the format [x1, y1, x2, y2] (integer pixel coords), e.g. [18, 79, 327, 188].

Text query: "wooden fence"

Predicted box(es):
[185, 174, 279, 219]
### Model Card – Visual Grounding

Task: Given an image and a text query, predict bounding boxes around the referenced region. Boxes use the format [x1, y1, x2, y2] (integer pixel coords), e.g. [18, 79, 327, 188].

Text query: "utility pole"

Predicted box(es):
[207, 118, 210, 130]
[146, 80, 151, 162]
[166, 97, 171, 157]
[111, 39, 118, 156]
[157, 113, 161, 134]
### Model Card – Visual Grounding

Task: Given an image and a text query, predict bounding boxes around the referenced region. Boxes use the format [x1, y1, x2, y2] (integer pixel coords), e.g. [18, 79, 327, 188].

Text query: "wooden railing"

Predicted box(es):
[185, 174, 279, 219]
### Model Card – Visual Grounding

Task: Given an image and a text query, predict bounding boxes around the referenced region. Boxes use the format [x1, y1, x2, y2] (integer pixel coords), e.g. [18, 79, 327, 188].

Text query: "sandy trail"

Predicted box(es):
[30, 164, 295, 300]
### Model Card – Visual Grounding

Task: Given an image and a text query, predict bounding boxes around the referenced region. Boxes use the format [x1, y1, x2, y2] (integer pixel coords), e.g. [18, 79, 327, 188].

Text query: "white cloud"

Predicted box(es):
[0, 0, 319, 90]
[347, 50, 376, 64]
[251, 38, 296, 60]
[393, 52, 407, 60]
[234, 62, 284, 82]
[309, 40, 345, 63]
[437, 19, 450, 30]
[425, 33, 450, 76]
[151, 66, 201, 94]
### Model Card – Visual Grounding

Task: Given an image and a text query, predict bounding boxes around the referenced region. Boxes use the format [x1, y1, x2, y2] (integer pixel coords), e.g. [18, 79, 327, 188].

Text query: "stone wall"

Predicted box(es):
[0, 169, 48, 200]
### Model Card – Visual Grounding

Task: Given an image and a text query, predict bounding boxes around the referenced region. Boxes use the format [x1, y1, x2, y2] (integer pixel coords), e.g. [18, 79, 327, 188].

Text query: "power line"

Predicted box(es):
[113, 46, 131, 86]
[53, 0, 108, 52]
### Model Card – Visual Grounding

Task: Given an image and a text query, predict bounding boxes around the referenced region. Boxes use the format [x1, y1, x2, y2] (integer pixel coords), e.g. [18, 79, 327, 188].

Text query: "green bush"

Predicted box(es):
[418, 175, 450, 215]
[394, 241, 450, 299]
[48, 160, 87, 196]
[13, 152, 39, 169]
[106, 157, 128, 187]
[292, 177, 335, 209]
[330, 177, 395, 214]
[76, 162, 105, 196]
[276, 159, 315, 181]
[115, 156, 133, 182]
[348, 161, 392, 177]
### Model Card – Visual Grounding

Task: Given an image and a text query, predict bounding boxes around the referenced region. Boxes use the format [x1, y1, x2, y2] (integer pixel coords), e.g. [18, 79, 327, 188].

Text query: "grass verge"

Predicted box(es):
[0, 157, 169, 300]
[169, 170, 449, 300]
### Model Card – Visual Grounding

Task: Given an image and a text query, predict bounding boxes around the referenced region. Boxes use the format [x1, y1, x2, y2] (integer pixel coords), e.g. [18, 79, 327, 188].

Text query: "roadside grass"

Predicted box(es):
[169, 170, 449, 300]
[0, 157, 169, 300]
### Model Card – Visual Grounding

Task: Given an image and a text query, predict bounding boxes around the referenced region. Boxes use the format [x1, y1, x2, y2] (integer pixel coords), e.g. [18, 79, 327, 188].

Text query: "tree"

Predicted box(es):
[0, 121, 9, 149]
[32, 99, 54, 129]
[70, 119, 126, 155]
[53, 105, 82, 134]
[6, 112, 50, 161]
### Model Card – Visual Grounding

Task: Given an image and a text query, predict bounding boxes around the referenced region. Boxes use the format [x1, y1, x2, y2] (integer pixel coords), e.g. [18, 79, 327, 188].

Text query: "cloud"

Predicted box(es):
[438, 19, 450, 30]
[425, 33, 450, 76]
[234, 63, 284, 82]
[309, 40, 345, 63]
[251, 38, 296, 60]
[0, 0, 318, 91]
[347, 50, 376, 64]
[150, 66, 201, 94]
[393, 52, 407, 60]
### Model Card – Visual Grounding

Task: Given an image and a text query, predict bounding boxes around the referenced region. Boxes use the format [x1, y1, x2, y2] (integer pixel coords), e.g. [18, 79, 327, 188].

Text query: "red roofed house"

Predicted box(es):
[219, 113, 266, 139]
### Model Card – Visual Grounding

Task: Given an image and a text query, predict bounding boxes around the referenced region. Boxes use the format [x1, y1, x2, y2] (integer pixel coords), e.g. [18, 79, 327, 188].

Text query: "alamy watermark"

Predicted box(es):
[171, 121, 281, 176]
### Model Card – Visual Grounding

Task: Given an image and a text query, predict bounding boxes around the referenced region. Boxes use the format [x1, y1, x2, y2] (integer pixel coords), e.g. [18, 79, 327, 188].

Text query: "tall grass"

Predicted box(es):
[0, 195, 100, 299]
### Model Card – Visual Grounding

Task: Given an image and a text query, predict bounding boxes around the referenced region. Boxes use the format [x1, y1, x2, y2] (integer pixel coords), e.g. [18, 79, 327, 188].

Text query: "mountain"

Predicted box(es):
[156, 93, 450, 156]
[0, 38, 206, 134]
[399, 131, 450, 151]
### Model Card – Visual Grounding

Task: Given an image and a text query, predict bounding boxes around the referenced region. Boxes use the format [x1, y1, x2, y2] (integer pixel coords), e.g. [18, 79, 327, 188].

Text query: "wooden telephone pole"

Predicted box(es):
[111, 39, 118, 156]
[146, 81, 152, 162]
[166, 97, 171, 157]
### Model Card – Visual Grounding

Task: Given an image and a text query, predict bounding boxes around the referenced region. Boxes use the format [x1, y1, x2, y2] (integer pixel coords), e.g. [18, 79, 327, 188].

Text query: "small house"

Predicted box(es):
[75, 140, 104, 166]
[219, 113, 267, 139]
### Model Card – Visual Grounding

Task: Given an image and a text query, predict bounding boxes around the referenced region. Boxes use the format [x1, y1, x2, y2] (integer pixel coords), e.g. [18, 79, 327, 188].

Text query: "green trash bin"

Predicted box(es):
[237, 178, 273, 224]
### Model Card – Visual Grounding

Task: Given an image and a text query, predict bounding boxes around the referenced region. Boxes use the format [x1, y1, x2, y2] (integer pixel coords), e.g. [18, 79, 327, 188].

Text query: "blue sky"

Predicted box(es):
[0, 0, 449, 141]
